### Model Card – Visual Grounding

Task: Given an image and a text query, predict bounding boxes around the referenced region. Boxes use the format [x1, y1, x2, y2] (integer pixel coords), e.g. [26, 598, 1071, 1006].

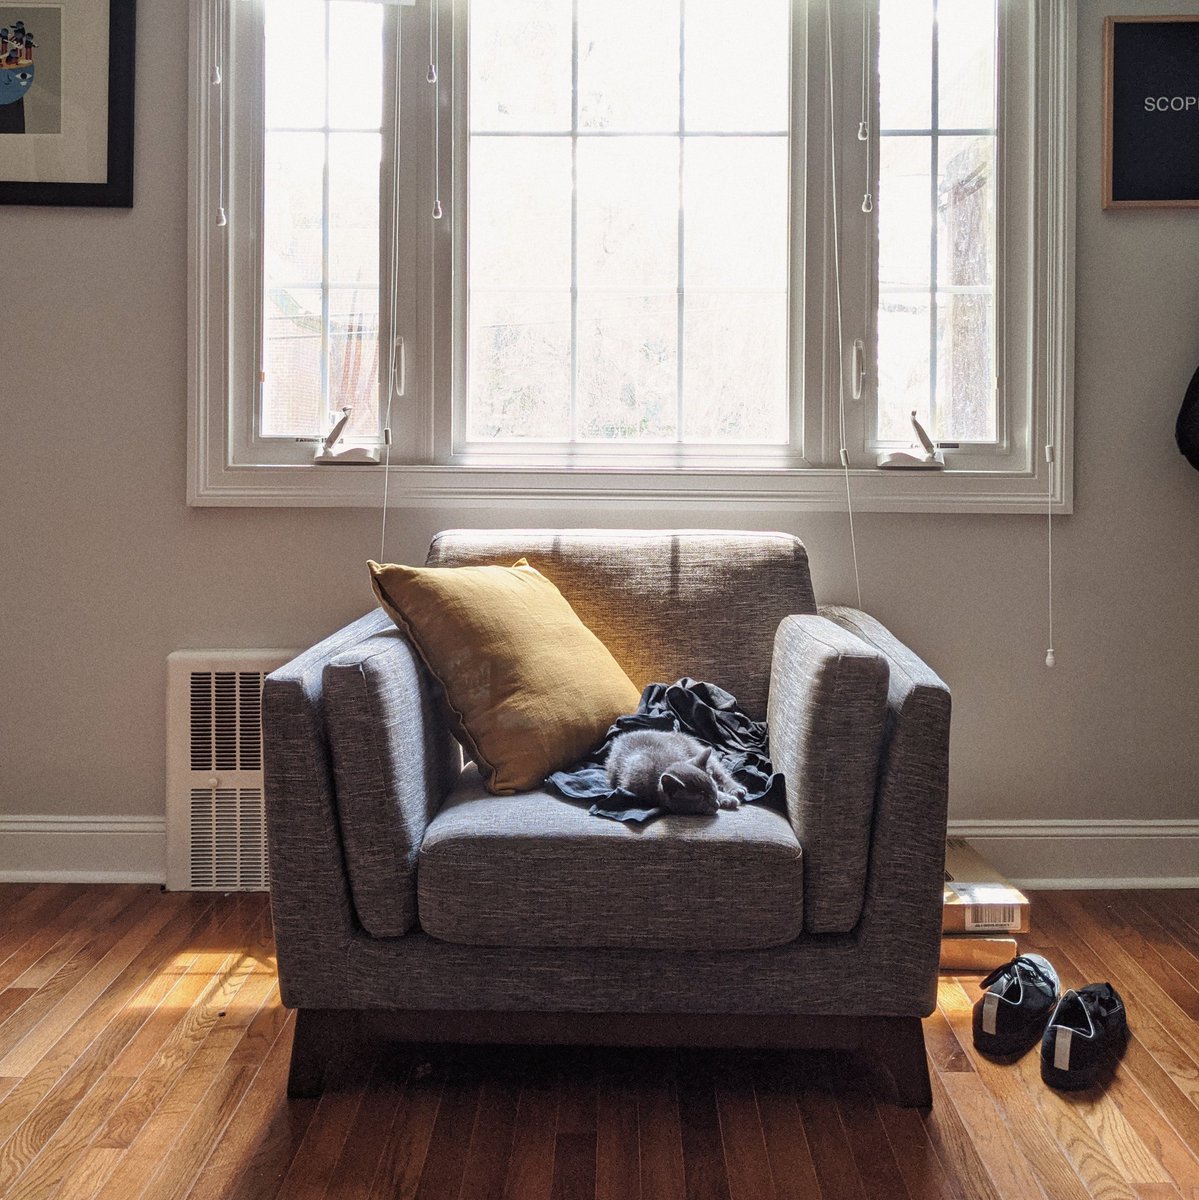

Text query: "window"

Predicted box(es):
[190, 0, 1075, 510]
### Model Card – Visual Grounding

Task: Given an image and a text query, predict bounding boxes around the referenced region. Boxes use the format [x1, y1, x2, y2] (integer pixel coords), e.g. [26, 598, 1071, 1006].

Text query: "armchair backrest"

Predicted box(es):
[426, 529, 816, 719]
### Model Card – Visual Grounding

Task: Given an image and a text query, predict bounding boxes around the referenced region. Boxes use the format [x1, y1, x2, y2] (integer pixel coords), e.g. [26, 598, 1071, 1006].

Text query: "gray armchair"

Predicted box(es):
[264, 530, 950, 1106]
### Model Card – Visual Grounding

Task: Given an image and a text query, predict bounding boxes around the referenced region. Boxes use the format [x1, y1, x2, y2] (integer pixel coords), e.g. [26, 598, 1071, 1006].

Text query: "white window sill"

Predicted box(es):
[188, 459, 1072, 514]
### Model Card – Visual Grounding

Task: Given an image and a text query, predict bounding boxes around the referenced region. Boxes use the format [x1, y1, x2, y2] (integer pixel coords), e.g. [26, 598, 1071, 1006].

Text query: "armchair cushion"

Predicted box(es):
[768, 615, 890, 934]
[369, 558, 641, 793]
[323, 630, 460, 937]
[417, 767, 805, 950]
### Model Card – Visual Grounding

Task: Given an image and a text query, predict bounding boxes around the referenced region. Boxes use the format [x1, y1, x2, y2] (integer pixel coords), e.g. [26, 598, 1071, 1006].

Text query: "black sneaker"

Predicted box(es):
[972, 953, 1061, 1057]
[1040, 982, 1127, 1090]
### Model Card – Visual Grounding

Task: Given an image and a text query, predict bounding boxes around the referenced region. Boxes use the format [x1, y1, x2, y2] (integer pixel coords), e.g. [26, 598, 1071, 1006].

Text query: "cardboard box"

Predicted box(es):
[939, 934, 1019, 973]
[943, 838, 1030, 934]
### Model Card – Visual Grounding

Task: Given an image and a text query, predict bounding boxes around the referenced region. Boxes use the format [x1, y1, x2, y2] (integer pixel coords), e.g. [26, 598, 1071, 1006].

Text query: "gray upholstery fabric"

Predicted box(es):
[264, 609, 395, 1006]
[821, 606, 952, 1012]
[265, 537, 950, 1025]
[768, 615, 889, 933]
[323, 631, 460, 938]
[418, 767, 804, 950]
[425, 529, 817, 719]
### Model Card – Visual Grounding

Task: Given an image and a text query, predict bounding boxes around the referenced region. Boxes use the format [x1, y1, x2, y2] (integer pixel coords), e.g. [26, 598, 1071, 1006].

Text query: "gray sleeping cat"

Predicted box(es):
[606, 730, 746, 815]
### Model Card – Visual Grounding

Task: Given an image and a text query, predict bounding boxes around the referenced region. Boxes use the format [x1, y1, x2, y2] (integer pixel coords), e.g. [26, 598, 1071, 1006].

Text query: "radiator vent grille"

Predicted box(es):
[168, 650, 295, 892]
[189, 788, 269, 891]
[189, 671, 264, 772]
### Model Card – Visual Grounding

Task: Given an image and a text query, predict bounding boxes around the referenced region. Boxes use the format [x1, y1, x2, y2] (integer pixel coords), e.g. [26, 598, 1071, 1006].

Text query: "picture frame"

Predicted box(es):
[0, 0, 135, 206]
[1104, 15, 1199, 210]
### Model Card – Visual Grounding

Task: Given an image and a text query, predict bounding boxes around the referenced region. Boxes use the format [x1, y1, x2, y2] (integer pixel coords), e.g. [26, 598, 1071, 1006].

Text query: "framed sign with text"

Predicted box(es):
[1105, 15, 1199, 209]
[0, 0, 135, 206]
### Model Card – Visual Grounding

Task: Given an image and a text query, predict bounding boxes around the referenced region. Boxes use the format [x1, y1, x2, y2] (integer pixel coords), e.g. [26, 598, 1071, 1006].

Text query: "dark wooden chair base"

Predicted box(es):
[286, 1008, 932, 1108]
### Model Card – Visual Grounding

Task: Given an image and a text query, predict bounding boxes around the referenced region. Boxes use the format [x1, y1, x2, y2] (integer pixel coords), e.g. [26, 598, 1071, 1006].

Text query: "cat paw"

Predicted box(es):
[717, 791, 743, 810]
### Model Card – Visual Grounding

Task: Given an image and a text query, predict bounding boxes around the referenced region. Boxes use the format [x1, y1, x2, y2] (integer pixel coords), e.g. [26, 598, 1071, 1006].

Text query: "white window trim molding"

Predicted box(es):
[187, 0, 1075, 514]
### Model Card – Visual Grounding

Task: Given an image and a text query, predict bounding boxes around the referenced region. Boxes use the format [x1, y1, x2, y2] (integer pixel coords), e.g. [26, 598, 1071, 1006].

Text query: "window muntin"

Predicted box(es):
[260, 0, 383, 445]
[874, 0, 999, 446]
[463, 0, 792, 448]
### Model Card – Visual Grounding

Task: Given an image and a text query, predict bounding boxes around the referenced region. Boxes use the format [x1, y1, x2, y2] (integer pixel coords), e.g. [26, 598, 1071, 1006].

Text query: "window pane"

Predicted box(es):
[468, 293, 572, 440]
[878, 137, 931, 289]
[262, 288, 324, 437]
[469, 138, 572, 291]
[878, 0, 931, 130]
[577, 138, 678, 290]
[330, 289, 381, 441]
[937, 293, 994, 441]
[684, 138, 788, 291]
[938, 136, 994, 288]
[938, 0, 997, 130]
[683, 293, 788, 443]
[577, 294, 678, 440]
[328, 1, 383, 130]
[877, 295, 932, 442]
[470, 0, 571, 131]
[328, 133, 382, 287]
[265, 1, 325, 129]
[264, 132, 324, 284]
[578, 0, 679, 132]
[685, 0, 789, 131]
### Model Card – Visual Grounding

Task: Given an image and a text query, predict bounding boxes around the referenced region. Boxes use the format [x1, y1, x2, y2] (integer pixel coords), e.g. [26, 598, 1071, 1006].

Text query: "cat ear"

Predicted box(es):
[660, 772, 684, 798]
[692, 747, 712, 768]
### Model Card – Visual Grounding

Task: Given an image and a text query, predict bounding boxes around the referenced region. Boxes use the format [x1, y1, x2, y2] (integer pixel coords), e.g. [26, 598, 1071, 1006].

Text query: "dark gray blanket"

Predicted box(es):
[546, 678, 786, 823]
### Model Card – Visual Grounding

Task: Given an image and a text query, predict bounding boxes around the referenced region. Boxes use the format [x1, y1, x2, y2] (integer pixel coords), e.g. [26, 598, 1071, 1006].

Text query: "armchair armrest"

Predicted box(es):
[265, 610, 457, 1008]
[768, 615, 891, 933]
[820, 606, 952, 1011]
[323, 630, 460, 937]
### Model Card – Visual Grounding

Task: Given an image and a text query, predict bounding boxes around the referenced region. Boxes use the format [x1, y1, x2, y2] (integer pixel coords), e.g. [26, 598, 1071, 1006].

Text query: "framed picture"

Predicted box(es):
[1104, 15, 1199, 210]
[0, 0, 134, 206]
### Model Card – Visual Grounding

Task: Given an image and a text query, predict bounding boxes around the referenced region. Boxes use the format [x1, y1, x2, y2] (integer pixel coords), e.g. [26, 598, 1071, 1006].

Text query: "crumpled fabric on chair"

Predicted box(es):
[547, 677, 786, 823]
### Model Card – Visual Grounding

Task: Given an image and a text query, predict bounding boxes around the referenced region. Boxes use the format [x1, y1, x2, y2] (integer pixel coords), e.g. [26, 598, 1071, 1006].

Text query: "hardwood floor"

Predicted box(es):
[0, 886, 1197, 1199]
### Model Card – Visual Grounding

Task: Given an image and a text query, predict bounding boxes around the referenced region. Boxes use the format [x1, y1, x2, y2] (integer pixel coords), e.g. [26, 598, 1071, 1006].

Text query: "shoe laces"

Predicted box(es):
[980, 954, 1056, 996]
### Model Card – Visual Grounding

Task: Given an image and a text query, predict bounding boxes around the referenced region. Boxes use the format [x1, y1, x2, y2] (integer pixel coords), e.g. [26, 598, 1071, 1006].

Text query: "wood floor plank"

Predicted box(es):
[0, 886, 82, 969]
[790, 1053, 870, 1200]
[124, 971, 281, 1200]
[1009, 941, 1199, 1200]
[595, 1050, 641, 1200]
[712, 1056, 777, 1200]
[407, 1051, 482, 1200]
[869, 1081, 963, 1200]
[366, 1052, 448, 1200]
[0, 887, 121, 992]
[942, 977, 1136, 1200]
[163, 1008, 294, 1200]
[0, 886, 1193, 1200]
[635, 1050, 685, 1200]
[549, 1047, 599, 1200]
[752, 1053, 822, 1200]
[676, 1049, 733, 1200]
[830, 1062, 913, 1200]
[919, 1070, 1004, 1200]
[1034, 900, 1199, 1126]
[0, 889, 185, 1078]
[454, 1050, 522, 1200]
[0, 888, 160, 1066]
[1041, 894, 1199, 1067]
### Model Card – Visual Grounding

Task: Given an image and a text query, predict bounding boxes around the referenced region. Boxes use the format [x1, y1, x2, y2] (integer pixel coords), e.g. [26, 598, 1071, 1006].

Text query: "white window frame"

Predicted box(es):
[188, 0, 1075, 512]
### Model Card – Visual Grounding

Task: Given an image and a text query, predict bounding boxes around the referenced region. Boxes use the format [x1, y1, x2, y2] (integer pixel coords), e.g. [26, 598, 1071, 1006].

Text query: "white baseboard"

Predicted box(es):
[947, 819, 1199, 889]
[0, 814, 1195, 890]
[0, 815, 166, 884]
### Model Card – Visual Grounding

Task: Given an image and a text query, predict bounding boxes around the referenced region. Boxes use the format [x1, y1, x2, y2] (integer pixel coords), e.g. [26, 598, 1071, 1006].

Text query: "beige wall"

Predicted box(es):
[3, 0, 1197, 829]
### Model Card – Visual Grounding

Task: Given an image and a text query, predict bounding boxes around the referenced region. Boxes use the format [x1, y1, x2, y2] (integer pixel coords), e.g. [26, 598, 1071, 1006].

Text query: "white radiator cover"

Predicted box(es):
[166, 650, 296, 891]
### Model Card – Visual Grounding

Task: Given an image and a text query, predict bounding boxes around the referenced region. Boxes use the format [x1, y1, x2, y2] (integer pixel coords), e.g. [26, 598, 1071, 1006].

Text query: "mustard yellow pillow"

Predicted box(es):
[368, 558, 642, 794]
